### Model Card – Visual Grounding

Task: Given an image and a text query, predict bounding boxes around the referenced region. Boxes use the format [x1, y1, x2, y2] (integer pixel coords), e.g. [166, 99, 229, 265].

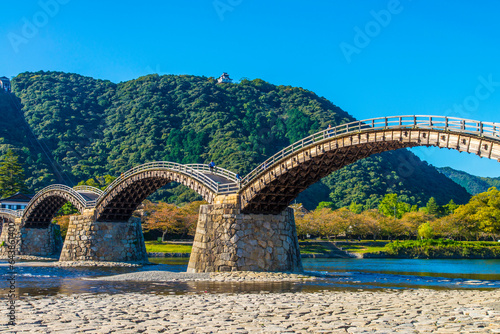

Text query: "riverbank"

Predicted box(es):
[378, 239, 500, 259]
[303, 240, 500, 259]
[5, 289, 500, 333]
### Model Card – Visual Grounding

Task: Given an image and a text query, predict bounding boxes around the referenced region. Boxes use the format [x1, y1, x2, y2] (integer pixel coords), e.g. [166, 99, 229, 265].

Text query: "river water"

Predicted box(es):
[1, 258, 499, 296]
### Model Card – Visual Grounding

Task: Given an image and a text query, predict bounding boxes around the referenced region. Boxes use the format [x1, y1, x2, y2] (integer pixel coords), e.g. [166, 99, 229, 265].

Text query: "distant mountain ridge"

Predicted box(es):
[438, 167, 500, 195]
[0, 71, 472, 209]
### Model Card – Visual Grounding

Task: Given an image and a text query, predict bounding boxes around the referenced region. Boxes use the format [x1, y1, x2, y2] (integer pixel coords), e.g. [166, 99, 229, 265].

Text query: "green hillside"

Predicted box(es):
[0, 71, 471, 209]
[438, 167, 500, 195]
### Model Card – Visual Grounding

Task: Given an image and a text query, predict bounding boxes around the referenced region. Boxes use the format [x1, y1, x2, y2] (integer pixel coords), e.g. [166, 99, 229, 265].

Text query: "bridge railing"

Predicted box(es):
[24, 184, 94, 210]
[73, 185, 104, 196]
[241, 115, 500, 185]
[182, 164, 238, 193]
[97, 162, 238, 204]
[0, 208, 24, 218]
[186, 164, 239, 183]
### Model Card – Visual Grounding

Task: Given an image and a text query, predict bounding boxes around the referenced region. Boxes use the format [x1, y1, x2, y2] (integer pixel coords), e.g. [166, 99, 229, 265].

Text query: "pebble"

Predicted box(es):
[3, 290, 500, 333]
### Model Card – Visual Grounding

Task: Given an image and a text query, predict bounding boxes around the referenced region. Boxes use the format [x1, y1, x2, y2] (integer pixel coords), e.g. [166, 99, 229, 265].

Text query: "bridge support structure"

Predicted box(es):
[0, 217, 62, 257]
[187, 195, 303, 273]
[59, 209, 148, 263]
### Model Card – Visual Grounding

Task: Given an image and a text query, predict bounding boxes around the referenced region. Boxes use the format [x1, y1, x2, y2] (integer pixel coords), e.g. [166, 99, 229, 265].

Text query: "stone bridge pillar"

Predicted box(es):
[0, 217, 21, 256]
[187, 195, 303, 273]
[0, 217, 62, 257]
[59, 209, 148, 263]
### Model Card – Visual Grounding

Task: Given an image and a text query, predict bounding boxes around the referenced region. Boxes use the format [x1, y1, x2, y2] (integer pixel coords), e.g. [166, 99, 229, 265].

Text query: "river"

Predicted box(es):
[1, 258, 499, 296]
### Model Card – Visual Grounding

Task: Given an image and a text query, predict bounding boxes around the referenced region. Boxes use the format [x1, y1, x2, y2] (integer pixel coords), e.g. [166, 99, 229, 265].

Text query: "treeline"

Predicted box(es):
[384, 239, 500, 258]
[438, 167, 500, 195]
[0, 91, 56, 190]
[295, 187, 500, 241]
[1, 71, 472, 209]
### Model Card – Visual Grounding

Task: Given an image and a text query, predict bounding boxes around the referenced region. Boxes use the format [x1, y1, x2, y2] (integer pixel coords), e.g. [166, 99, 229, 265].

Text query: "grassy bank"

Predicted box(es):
[144, 239, 500, 259]
[335, 241, 388, 255]
[145, 241, 192, 254]
[381, 239, 500, 259]
[299, 243, 331, 254]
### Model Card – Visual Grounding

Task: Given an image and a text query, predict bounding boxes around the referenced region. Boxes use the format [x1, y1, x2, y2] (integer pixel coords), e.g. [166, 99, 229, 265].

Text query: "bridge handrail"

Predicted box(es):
[182, 164, 238, 193]
[97, 162, 238, 204]
[185, 164, 239, 182]
[240, 115, 500, 185]
[73, 185, 104, 196]
[25, 184, 93, 211]
[0, 208, 24, 218]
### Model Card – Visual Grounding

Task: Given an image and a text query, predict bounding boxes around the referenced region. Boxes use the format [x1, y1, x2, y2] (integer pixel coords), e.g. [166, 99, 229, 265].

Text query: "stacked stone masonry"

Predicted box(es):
[187, 202, 303, 273]
[0, 218, 21, 256]
[21, 224, 61, 256]
[0, 217, 61, 256]
[59, 210, 148, 263]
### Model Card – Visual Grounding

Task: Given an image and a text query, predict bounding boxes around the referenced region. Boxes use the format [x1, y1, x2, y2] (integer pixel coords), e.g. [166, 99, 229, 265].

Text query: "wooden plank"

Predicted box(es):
[487, 140, 494, 159]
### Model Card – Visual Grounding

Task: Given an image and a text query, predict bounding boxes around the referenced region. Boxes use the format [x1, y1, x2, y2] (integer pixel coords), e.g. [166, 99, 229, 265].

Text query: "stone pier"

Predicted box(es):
[59, 209, 148, 263]
[187, 195, 303, 273]
[0, 217, 62, 257]
[0, 218, 20, 256]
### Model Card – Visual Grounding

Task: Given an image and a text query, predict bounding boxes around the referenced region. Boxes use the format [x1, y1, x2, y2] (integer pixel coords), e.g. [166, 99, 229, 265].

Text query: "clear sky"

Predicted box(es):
[1, 0, 499, 177]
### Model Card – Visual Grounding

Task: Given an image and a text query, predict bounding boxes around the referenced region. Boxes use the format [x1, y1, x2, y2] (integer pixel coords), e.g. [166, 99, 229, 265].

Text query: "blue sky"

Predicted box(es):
[1, 0, 499, 177]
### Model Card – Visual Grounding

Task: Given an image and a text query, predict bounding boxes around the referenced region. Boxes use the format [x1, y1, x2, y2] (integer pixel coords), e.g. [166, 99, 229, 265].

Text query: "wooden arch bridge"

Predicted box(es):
[1, 115, 499, 227]
[1, 115, 499, 271]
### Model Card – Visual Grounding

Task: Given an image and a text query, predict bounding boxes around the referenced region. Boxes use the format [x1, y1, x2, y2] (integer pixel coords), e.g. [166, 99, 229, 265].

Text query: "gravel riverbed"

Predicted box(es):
[88, 270, 318, 282]
[3, 289, 500, 333]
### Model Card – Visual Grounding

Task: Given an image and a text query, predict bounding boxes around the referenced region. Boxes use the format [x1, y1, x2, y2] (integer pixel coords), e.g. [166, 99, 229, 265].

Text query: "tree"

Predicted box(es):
[425, 197, 439, 216]
[443, 199, 459, 215]
[431, 215, 462, 240]
[356, 210, 384, 240]
[454, 187, 500, 239]
[143, 201, 184, 241]
[349, 202, 363, 214]
[77, 174, 117, 190]
[284, 108, 315, 143]
[293, 203, 314, 239]
[142, 200, 204, 240]
[378, 193, 411, 219]
[418, 222, 434, 239]
[0, 149, 27, 198]
[312, 208, 335, 239]
[178, 201, 203, 236]
[78, 177, 100, 188]
[316, 201, 335, 210]
[400, 211, 433, 239]
[57, 202, 79, 216]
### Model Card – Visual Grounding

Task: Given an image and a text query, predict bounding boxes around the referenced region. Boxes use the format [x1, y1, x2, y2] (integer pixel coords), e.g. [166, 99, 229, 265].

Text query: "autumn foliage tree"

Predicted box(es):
[142, 200, 204, 240]
[452, 187, 500, 240]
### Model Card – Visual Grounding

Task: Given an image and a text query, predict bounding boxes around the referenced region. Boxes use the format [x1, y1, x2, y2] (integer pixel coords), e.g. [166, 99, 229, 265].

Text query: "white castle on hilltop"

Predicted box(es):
[0, 76, 11, 92]
[217, 72, 233, 84]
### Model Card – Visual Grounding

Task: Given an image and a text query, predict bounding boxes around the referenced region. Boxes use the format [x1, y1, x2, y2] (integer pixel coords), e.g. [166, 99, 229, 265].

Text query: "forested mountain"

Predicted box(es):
[438, 167, 500, 195]
[0, 71, 471, 209]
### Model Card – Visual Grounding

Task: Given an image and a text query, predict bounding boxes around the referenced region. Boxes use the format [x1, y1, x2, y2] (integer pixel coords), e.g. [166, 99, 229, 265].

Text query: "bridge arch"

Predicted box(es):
[239, 115, 500, 214]
[21, 185, 90, 228]
[94, 162, 238, 221]
[0, 209, 22, 224]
